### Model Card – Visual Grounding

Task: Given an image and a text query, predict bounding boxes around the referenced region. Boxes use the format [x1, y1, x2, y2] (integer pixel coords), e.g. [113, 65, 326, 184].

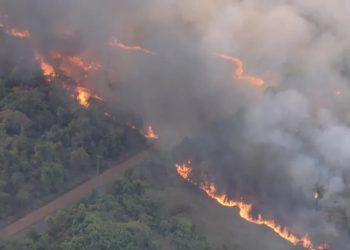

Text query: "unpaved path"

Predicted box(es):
[0, 147, 156, 236]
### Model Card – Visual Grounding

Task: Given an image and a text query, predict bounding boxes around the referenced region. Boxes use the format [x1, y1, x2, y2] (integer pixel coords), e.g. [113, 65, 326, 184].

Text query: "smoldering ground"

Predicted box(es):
[1, 0, 350, 249]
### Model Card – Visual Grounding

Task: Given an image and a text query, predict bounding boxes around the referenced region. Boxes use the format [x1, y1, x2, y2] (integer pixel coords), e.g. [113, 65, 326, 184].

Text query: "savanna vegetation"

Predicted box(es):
[0, 74, 146, 224]
[0, 164, 209, 250]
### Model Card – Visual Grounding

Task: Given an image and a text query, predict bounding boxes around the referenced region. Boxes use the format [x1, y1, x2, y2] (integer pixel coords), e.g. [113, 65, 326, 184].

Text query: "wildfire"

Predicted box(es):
[109, 37, 156, 55]
[51, 52, 101, 72]
[75, 86, 103, 108]
[175, 162, 192, 179]
[215, 53, 264, 87]
[6, 28, 30, 38]
[68, 56, 101, 71]
[143, 126, 159, 139]
[0, 18, 103, 111]
[0, 23, 30, 39]
[175, 162, 328, 250]
[34, 52, 56, 82]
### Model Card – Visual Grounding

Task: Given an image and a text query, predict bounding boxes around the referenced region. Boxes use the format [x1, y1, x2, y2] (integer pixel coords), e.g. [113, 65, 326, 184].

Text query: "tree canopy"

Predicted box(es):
[0, 75, 146, 223]
[0, 168, 209, 250]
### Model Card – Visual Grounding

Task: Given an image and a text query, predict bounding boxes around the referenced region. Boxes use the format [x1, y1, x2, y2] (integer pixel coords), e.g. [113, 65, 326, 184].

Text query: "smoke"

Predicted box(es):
[1, 0, 350, 248]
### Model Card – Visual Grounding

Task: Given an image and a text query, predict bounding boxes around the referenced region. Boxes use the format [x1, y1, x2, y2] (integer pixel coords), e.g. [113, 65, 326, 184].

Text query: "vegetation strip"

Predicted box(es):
[0, 147, 155, 236]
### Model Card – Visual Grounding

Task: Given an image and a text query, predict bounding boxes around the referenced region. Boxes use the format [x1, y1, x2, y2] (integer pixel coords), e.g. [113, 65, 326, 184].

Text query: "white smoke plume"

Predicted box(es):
[1, 0, 350, 248]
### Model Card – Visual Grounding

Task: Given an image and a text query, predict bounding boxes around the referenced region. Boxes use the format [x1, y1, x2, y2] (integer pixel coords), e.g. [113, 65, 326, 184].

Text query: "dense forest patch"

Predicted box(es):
[0, 75, 146, 224]
[0, 164, 209, 250]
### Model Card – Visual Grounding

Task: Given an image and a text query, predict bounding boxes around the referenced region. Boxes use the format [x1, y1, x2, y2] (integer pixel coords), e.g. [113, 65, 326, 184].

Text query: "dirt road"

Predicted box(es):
[0, 147, 156, 236]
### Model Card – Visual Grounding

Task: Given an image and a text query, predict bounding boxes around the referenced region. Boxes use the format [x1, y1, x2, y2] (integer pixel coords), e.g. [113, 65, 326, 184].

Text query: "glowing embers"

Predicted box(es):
[215, 53, 264, 87]
[75, 86, 103, 108]
[175, 161, 328, 250]
[109, 37, 156, 55]
[142, 126, 159, 139]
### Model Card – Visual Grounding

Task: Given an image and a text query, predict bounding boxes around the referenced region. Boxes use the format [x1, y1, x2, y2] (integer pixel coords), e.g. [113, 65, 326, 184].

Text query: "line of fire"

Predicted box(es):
[0, 20, 159, 140]
[175, 162, 329, 250]
[0, 13, 333, 249]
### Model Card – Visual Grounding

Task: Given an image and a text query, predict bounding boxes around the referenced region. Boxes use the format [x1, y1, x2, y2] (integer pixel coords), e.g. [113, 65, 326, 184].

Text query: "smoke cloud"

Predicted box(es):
[1, 0, 350, 249]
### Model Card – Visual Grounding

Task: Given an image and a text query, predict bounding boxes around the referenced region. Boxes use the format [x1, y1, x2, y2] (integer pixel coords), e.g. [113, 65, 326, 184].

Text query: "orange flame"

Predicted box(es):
[75, 86, 103, 108]
[51, 52, 101, 72]
[109, 38, 156, 55]
[6, 28, 30, 38]
[34, 52, 56, 82]
[175, 162, 328, 250]
[143, 126, 159, 139]
[175, 162, 192, 179]
[50, 52, 101, 72]
[47, 52, 104, 108]
[67, 56, 101, 71]
[215, 53, 264, 87]
[0, 23, 30, 39]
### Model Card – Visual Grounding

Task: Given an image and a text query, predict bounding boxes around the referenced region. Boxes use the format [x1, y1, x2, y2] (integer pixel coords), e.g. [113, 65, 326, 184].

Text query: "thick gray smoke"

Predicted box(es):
[1, 0, 350, 249]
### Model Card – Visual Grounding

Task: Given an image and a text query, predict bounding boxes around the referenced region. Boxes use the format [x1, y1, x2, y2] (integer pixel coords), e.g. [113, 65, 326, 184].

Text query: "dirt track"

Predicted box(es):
[0, 147, 156, 236]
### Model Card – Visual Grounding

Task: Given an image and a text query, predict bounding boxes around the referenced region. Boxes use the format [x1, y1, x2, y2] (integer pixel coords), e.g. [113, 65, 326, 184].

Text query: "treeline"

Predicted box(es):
[0, 76, 146, 224]
[0, 166, 209, 250]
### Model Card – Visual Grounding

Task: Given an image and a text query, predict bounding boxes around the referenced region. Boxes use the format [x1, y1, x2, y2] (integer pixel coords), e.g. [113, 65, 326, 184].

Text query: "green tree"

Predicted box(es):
[34, 142, 61, 163]
[40, 162, 64, 193]
[70, 147, 91, 169]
